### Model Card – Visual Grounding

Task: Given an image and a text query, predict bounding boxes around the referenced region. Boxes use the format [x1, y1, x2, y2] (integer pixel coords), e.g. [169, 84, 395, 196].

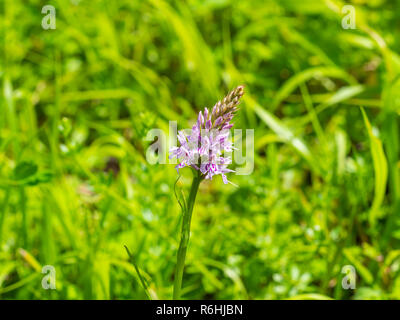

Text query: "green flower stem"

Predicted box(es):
[173, 173, 201, 300]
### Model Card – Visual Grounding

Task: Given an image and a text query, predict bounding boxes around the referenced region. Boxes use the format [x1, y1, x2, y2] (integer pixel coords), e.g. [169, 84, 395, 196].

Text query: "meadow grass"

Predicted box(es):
[0, 0, 400, 299]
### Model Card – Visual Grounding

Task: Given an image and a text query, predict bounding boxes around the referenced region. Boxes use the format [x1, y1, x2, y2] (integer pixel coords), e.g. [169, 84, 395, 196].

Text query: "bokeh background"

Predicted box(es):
[1, 0, 400, 299]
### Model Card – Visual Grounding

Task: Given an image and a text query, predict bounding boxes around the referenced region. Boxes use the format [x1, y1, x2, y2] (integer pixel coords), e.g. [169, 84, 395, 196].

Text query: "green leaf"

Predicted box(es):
[271, 67, 357, 111]
[12, 162, 53, 186]
[361, 108, 388, 226]
[13, 162, 38, 181]
[320, 85, 364, 108]
[26, 171, 54, 186]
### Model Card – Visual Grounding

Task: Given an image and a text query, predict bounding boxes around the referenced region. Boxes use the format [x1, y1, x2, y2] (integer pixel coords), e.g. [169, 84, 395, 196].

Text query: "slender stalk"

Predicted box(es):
[0, 189, 10, 245]
[173, 173, 201, 300]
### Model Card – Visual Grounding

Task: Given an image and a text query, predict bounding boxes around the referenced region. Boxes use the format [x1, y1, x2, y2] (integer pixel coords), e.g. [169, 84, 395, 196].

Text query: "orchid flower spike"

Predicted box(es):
[169, 85, 245, 184]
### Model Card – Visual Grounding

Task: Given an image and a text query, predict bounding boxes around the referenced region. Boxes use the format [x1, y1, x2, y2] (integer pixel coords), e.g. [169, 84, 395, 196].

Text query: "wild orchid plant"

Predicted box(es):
[169, 85, 244, 299]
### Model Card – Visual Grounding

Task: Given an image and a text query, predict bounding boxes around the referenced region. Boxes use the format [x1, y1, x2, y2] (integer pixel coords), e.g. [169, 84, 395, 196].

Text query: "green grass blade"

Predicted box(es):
[361, 108, 388, 226]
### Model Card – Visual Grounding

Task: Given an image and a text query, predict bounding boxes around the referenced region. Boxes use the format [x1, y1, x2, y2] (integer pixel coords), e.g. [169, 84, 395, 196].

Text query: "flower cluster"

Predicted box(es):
[169, 86, 244, 184]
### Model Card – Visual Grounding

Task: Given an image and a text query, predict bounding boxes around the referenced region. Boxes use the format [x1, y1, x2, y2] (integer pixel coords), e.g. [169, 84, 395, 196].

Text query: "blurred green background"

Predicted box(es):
[1, 0, 400, 300]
